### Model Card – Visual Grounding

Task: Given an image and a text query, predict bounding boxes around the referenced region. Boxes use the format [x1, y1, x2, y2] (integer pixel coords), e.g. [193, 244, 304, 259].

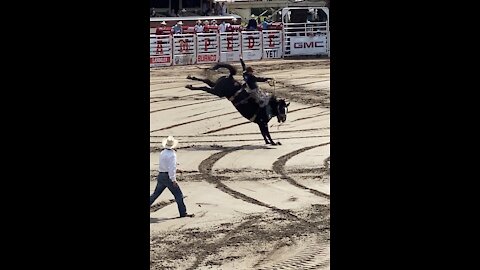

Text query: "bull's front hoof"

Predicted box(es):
[277, 141, 282, 145]
[185, 85, 193, 89]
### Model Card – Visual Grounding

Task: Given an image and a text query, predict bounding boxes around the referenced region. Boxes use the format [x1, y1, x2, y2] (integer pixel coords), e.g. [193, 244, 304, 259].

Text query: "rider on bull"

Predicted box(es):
[239, 56, 273, 108]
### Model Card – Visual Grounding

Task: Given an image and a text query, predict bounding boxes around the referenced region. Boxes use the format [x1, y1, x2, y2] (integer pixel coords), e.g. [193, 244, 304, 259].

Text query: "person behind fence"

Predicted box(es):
[227, 18, 239, 32]
[239, 56, 273, 108]
[173, 21, 183, 34]
[207, 20, 218, 33]
[150, 136, 194, 218]
[247, 14, 257, 30]
[219, 20, 227, 33]
[155, 21, 168, 35]
[194, 20, 204, 33]
[262, 18, 271, 30]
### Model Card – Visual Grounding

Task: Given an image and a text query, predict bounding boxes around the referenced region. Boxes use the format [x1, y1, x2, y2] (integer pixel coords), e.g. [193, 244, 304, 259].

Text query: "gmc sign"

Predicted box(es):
[290, 36, 328, 56]
[293, 41, 325, 49]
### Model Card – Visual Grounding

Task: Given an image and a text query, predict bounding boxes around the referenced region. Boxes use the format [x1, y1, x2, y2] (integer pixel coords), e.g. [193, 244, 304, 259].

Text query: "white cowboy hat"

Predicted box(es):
[181, 8, 186, 12]
[232, 18, 238, 21]
[161, 21, 167, 25]
[162, 136, 179, 149]
[211, 19, 217, 23]
[251, 14, 256, 18]
[177, 21, 183, 25]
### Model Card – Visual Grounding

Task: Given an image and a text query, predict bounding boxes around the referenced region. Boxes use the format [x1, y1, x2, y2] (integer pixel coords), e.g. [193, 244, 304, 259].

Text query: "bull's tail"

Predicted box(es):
[211, 63, 237, 76]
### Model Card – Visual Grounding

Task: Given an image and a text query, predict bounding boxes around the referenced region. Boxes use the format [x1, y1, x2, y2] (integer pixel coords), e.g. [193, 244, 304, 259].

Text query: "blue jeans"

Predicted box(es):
[150, 172, 187, 217]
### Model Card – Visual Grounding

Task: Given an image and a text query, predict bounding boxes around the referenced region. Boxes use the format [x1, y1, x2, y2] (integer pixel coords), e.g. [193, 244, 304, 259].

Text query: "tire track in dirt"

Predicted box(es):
[150, 85, 193, 93]
[251, 60, 329, 73]
[150, 98, 221, 113]
[150, 135, 330, 144]
[198, 147, 303, 221]
[150, 94, 213, 103]
[185, 218, 258, 270]
[150, 111, 237, 133]
[149, 81, 179, 85]
[255, 238, 329, 270]
[202, 122, 250, 134]
[272, 143, 331, 199]
[186, 108, 224, 118]
[151, 127, 330, 138]
[266, 73, 329, 107]
[292, 113, 329, 122]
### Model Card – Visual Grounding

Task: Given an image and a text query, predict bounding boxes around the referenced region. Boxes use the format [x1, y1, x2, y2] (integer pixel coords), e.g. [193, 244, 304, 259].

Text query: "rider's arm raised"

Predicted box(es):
[240, 57, 246, 71]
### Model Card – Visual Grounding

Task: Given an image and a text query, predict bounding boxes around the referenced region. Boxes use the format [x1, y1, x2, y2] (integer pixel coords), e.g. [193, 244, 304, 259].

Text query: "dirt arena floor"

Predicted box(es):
[150, 58, 330, 270]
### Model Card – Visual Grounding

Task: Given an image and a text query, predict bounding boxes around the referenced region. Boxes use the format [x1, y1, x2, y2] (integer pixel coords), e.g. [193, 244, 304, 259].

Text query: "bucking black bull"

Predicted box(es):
[185, 63, 289, 145]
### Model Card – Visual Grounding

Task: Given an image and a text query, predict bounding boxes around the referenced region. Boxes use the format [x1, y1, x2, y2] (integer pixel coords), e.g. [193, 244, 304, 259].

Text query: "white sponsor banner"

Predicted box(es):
[262, 30, 283, 59]
[219, 32, 241, 62]
[172, 34, 196, 65]
[241, 31, 262, 61]
[150, 35, 172, 67]
[196, 33, 219, 64]
[173, 54, 196, 65]
[289, 35, 327, 56]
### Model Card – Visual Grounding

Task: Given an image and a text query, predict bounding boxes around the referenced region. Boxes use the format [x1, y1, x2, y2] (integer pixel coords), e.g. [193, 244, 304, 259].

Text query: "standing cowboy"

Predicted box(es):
[173, 21, 183, 34]
[150, 136, 194, 218]
[155, 21, 169, 35]
[239, 56, 273, 107]
[247, 14, 257, 30]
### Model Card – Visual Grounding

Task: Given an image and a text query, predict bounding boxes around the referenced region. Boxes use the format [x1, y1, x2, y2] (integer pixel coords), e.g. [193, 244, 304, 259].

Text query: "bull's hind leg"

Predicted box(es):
[186, 75, 216, 87]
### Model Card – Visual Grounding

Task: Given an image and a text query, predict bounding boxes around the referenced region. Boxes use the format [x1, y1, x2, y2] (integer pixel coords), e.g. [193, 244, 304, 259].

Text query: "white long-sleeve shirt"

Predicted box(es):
[219, 23, 227, 33]
[195, 24, 204, 33]
[158, 149, 177, 182]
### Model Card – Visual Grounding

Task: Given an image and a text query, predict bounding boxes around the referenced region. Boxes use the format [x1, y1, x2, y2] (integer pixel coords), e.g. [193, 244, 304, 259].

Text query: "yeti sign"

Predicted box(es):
[290, 35, 327, 56]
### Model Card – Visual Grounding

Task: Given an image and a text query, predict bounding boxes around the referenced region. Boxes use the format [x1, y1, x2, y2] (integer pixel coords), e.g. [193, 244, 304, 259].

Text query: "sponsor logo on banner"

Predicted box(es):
[220, 52, 240, 62]
[197, 54, 217, 63]
[263, 49, 280, 59]
[290, 35, 327, 55]
[174, 54, 195, 65]
[293, 41, 325, 49]
[242, 50, 262, 61]
[150, 56, 171, 64]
